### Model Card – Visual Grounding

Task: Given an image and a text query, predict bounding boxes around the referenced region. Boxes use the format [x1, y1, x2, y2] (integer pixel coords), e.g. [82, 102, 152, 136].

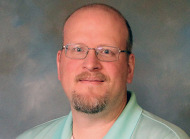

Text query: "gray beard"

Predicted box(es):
[72, 91, 108, 114]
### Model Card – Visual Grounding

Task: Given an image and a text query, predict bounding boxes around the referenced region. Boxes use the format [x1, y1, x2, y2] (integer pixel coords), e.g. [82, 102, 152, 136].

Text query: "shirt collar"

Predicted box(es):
[104, 91, 142, 139]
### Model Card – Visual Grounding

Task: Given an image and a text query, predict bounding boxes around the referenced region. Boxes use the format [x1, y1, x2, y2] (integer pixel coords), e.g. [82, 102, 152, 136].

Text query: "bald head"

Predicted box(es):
[63, 3, 133, 52]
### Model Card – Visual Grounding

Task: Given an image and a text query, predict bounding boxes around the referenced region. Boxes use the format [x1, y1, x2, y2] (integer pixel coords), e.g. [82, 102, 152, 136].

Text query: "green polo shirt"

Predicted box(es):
[17, 92, 189, 139]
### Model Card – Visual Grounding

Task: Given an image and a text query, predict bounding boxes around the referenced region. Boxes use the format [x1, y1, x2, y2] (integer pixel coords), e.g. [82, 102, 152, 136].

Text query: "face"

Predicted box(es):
[57, 8, 135, 114]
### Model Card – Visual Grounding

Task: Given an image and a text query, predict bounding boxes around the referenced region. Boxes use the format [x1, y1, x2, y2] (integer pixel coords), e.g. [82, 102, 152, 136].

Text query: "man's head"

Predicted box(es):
[57, 3, 135, 114]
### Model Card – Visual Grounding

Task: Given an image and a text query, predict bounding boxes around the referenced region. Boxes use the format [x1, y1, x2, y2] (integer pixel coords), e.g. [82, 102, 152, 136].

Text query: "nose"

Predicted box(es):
[82, 49, 102, 71]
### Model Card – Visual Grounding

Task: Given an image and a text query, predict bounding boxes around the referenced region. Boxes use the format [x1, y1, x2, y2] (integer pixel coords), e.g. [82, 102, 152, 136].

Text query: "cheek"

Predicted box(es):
[107, 63, 128, 80]
[103, 65, 127, 101]
[60, 60, 78, 90]
[105, 62, 128, 91]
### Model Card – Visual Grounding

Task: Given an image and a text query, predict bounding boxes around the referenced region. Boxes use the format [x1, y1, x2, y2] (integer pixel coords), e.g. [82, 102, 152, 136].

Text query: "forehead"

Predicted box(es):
[64, 7, 126, 31]
[63, 7, 128, 47]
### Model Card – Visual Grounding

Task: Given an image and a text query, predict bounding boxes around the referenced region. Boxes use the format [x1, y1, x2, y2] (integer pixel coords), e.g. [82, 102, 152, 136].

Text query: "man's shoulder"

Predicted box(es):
[132, 110, 189, 139]
[17, 115, 69, 139]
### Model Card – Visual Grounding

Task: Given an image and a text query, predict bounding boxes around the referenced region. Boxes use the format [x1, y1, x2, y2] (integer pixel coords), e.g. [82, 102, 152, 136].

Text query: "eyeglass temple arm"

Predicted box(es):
[120, 50, 131, 54]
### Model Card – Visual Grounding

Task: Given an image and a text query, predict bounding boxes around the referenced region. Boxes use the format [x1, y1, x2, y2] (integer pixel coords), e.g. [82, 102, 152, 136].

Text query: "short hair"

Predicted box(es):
[63, 3, 133, 53]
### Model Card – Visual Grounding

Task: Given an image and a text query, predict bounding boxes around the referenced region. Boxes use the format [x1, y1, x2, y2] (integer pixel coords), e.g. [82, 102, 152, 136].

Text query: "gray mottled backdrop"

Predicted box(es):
[0, 0, 189, 138]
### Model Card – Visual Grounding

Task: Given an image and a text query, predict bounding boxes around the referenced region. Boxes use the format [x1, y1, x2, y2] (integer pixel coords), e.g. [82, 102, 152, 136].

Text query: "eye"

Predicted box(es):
[100, 48, 115, 55]
[72, 47, 83, 52]
[76, 47, 82, 52]
[103, 49, 110, 54]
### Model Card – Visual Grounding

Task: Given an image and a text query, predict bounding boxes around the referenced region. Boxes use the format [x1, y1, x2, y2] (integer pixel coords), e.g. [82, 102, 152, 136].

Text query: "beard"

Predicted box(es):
[71, 71, 110, 114]
[72, 91, 109, 114]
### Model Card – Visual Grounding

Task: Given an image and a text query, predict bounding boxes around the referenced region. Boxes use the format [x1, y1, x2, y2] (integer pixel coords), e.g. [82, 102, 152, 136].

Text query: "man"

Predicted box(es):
[17, 3, 189, 139]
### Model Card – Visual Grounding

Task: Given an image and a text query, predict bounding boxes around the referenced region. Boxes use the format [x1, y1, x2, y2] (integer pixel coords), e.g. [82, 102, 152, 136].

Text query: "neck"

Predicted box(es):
[71, 93, 127, 139]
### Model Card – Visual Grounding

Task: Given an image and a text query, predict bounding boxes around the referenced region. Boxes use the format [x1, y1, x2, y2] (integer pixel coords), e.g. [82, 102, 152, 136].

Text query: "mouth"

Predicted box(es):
[75, 72, 107, 84]
[79, 79, 105, 83]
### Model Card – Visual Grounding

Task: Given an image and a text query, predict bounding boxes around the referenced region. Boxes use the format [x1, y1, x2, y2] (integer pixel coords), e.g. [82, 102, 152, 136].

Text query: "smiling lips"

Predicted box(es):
[75, 72, 107, 83]
[79, 78, 105, 83]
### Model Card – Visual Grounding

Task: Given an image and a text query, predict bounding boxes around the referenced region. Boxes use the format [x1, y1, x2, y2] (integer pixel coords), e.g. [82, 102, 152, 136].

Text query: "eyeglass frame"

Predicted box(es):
[61, 43, 131, 62]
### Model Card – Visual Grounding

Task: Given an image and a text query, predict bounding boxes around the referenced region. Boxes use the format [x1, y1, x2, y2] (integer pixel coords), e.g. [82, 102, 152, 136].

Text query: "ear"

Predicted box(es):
[126, 54, 135, 84]
[57, 50, 62, 81]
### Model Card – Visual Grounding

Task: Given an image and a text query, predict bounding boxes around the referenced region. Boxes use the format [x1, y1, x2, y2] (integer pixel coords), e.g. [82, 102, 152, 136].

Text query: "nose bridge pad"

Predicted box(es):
[86, 48, 98, 59]
[84, 50, 89, 59]
[94, 48, 99, 56]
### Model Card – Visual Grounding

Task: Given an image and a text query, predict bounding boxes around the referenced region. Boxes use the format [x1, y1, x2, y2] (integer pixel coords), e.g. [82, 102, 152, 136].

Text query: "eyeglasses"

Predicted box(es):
[61, 43, 131, 62]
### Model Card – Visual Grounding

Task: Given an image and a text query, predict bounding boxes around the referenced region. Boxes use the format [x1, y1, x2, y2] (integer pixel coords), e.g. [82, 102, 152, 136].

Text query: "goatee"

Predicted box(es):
[72, 91, 108, 114]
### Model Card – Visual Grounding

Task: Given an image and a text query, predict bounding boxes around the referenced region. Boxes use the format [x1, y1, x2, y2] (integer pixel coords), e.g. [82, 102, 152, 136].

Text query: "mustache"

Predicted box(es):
[75, 72, 108, 82]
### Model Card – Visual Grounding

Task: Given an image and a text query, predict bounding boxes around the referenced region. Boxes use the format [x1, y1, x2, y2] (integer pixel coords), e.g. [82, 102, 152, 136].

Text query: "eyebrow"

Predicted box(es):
[96, 43, 118, 47]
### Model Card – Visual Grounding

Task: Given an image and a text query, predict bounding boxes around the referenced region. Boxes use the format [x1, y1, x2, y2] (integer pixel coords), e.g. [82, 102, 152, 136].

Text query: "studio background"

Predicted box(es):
[0, 0, 189, 138]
